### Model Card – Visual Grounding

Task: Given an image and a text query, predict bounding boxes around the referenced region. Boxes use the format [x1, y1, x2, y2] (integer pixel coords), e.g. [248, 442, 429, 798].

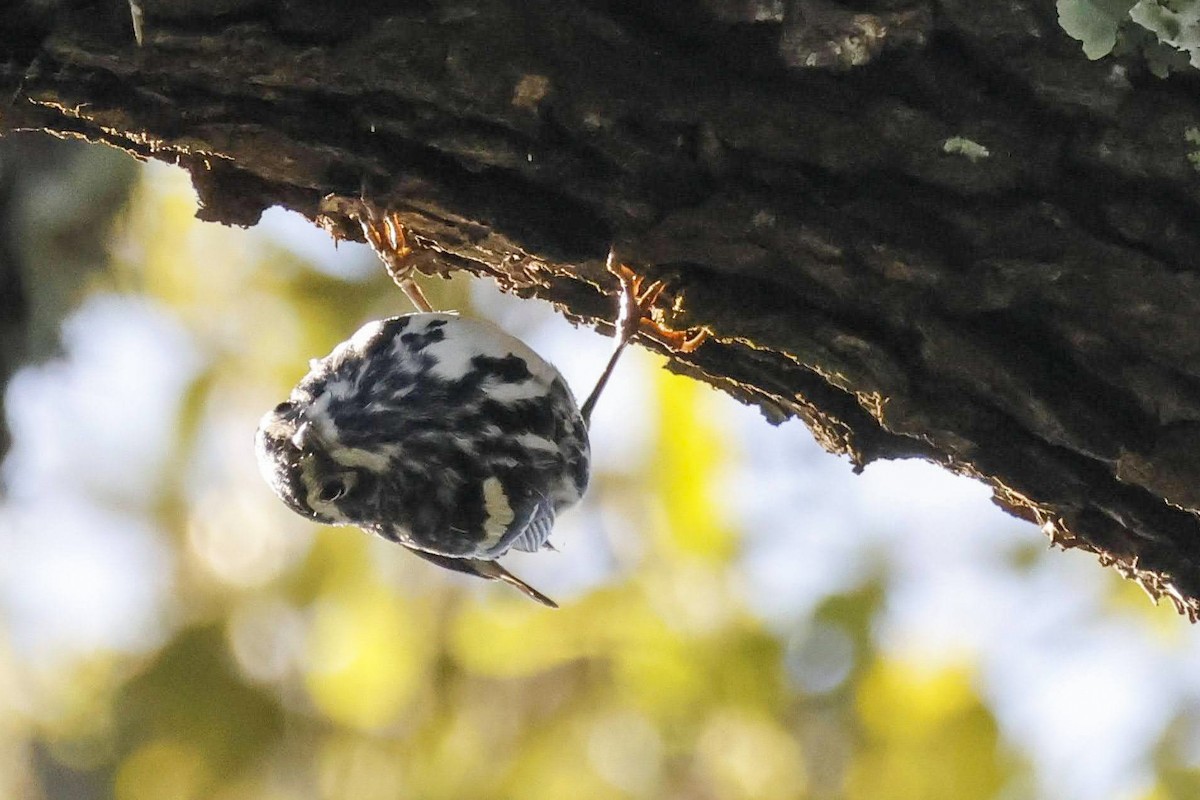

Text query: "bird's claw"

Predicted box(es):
[581, 252, 709, 422]
[606, 252, 708, 354]
[319, 195, 434, 312]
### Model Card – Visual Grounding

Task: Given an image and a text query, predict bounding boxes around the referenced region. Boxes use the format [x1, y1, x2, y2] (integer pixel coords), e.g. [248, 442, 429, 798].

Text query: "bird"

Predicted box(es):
[256, 199, 706, 606]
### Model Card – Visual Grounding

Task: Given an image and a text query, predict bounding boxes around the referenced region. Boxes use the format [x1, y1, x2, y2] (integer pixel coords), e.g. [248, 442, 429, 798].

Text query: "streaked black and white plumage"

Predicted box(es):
[256, 238, 704, 607]
[256, 313, 590, 606]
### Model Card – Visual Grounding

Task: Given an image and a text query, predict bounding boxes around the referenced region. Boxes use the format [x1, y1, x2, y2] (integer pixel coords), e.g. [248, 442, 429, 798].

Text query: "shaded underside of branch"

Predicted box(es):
[5, 0, 1200, 614]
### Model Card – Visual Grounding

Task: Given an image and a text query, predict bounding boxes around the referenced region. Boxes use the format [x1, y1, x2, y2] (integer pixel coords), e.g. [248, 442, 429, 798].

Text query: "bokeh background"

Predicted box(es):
[3, 136, 1200, 800]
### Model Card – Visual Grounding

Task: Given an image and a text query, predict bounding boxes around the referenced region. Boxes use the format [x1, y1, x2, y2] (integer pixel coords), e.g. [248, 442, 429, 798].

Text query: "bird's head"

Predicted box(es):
[254, 398, 374, 526]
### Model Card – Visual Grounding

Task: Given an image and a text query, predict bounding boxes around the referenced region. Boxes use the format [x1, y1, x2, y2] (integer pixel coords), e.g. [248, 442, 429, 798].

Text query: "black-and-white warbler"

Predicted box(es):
[256, 201, 705, 606]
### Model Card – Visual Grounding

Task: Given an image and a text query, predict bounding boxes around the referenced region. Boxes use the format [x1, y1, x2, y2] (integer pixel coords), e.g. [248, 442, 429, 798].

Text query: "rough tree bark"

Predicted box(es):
[4, 0, 1200, 615]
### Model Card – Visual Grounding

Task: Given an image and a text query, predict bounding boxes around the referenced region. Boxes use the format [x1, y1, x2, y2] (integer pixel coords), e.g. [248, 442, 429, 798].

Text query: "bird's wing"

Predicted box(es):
[490, 494, 557, 555]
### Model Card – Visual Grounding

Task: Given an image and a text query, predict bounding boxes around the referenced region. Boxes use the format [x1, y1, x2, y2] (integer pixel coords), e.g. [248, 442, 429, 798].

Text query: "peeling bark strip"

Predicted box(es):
[4, 0, 1200, 615]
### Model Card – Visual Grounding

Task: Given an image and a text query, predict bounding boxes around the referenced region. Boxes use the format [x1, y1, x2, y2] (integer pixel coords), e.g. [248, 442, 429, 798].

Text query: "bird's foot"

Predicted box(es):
[319, 195, 434, 312]
[607, 252, 708, 354]
[580, 252, 709, 423]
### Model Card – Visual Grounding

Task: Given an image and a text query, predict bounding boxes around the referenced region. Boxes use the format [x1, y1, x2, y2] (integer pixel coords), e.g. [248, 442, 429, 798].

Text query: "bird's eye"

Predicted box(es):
[273, 401, 294, 415]
[316, 478, 349, 503]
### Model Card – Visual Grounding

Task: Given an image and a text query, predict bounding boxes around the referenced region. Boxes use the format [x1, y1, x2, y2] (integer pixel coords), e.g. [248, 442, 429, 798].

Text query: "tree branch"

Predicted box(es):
[6, 0, 1200, 615]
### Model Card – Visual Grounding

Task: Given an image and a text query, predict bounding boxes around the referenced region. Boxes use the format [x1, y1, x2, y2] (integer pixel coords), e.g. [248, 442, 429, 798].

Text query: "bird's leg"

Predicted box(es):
[580, 252, 709, 424]
[355, 203, 436, 311]
[357, 206, 435, 313]
[319, 196, 434, 312]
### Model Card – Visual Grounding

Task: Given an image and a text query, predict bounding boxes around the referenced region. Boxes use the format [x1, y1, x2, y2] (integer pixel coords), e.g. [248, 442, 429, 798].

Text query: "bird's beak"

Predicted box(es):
[291, 421, 314, 450]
